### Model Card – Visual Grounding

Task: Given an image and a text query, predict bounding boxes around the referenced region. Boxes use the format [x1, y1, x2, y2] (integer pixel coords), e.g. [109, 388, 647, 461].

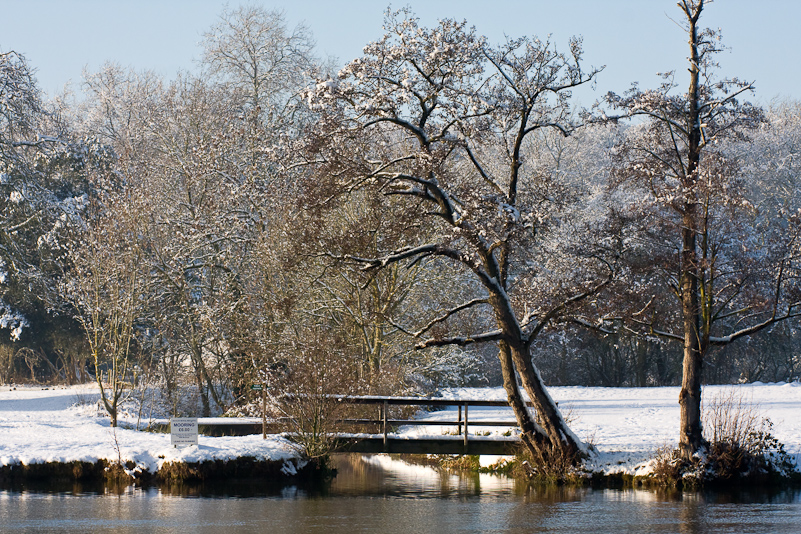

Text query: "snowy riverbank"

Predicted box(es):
[1, 382, 799, 479]
[406, 383, 801, 475]
[0, 384, 303, 479]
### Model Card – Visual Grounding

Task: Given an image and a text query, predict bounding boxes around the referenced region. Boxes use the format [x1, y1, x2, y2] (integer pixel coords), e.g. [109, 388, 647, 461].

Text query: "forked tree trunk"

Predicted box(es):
[490, 251, 585, 461]
[512, 344, 585, 458]
[497, 342, 548, 455]
[498, 340, 585, 462]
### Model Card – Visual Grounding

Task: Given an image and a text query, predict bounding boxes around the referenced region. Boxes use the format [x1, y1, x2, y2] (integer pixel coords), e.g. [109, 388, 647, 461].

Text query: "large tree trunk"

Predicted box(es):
[678, 210, 703, 459]
[491, 249, 585, 461]
[498, 338, 585, 462]
[510, 343, 585, 458]
[678, 0, 705, 460]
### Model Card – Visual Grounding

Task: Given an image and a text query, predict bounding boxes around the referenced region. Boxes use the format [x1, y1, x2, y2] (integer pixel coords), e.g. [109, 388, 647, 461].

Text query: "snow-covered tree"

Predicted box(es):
[0, 50, 101, 351]
[200, 4, 318, 116]
[604, 0, 801, 458]
[80, 63, 163, 169]
[305, 9, 611, 463]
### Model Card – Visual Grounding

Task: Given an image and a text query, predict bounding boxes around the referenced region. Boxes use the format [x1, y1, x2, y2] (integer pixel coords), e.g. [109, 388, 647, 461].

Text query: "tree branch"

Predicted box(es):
[709, 305, 801, 345]
[413, 297, 489, 337]
[416, 329, 504, 349]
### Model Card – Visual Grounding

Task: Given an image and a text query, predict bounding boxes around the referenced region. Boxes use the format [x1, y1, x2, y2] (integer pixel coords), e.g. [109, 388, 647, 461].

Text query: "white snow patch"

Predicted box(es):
[0, 384, 300, 475]
[479, 455, 514, 468]
[1, 382, 798, 478]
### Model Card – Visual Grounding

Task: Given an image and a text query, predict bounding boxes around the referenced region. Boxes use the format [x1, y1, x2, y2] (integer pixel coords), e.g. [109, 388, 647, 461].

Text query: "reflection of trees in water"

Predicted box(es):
[3, 477, 800, 532]
[328, 454, 523, 498]
[679, 494, 703, 534]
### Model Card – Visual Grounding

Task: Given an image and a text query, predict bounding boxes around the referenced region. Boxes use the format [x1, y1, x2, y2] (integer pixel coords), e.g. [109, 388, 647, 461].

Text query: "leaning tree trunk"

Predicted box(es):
[489, 252, 586, 462]
[510, 342, 585, 459]
[497, 342, 549, 456]
[497, 338, 586, 462]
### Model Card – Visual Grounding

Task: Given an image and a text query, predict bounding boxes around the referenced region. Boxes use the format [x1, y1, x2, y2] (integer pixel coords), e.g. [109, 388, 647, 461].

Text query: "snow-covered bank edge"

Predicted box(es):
[425, 449, 801, 491]
[0, 455, 317, 486]
[0, 384, 322, 487]
[416, 383, 801, 487]
[3, 382, 800, 489]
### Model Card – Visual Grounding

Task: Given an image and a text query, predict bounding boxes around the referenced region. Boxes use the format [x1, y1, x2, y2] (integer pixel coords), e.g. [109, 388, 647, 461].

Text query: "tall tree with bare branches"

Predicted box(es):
[304, 9, 612, 462]
[605, 0, 801, 458]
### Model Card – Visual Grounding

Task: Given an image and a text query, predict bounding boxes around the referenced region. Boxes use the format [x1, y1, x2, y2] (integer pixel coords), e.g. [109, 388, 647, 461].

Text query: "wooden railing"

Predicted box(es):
[332, 395, 526, 448]
[152, 395, 527, 450]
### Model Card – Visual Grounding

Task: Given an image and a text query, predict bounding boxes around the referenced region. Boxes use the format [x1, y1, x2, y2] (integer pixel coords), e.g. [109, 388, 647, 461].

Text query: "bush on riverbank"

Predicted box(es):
[640, 390, 800, 489]
[429, 437, 799, 490]
[644, 433, 799, 490]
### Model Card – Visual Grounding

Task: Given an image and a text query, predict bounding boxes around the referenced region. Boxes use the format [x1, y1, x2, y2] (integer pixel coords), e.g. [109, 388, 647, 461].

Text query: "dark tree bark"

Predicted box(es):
[607, 0, 801, 459]
[306, 10, 609, 462]
[677, 0, 706, 458]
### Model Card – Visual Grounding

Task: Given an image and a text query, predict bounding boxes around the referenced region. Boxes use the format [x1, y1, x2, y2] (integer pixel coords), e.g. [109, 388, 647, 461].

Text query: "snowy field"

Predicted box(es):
[0, 382, 799, 476]
[405, 383, 801, 474]
[0, 384, 300, 476]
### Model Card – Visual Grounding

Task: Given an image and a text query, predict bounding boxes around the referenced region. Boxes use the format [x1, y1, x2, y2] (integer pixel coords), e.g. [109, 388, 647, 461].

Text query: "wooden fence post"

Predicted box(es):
[463, 402, 468, 450]
[262, 387, 266, 440]
[383, 400, 389, 450]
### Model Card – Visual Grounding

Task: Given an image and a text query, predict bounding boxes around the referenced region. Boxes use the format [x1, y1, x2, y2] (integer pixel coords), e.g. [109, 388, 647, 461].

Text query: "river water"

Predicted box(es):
[1, 455, 800, 533]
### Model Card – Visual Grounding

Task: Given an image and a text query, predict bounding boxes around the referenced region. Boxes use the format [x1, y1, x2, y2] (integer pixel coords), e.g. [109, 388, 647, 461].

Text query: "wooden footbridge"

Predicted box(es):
[163, 396, 526, 455]
[327, 395, 523, 455]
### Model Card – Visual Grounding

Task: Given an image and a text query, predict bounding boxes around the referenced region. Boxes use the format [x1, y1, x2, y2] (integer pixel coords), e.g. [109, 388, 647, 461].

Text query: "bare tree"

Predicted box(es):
[138, 74, 262, 416]
[80, 63, 163, 169]
[65, 189, 148, 427]
[305, 9, 610, 462]
[605, 0, 801, 458]
[200, 4, 317, 114]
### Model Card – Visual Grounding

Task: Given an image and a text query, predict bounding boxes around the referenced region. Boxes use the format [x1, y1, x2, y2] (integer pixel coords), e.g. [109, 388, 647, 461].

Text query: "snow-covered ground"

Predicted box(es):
[0, 384, 300, 475]
[1, 382, 799, 477]
[405, 383, 801, 474]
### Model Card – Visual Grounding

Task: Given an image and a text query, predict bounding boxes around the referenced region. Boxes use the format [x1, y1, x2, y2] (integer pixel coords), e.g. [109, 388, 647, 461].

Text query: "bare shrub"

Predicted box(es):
[644, 388, 796, 487]
[702, 388, 784, 479]
[703, 388, 761, 448]
[649, 446, 682, 487]
[703, 388, 794, 481]
[706, 418, 794, 481]
[697, 388, 794, 482]
[268, 328, 364, 459]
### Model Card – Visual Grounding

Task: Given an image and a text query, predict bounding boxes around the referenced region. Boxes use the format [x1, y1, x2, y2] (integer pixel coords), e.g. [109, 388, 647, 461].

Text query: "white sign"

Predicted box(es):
[171, 417, 198, 447]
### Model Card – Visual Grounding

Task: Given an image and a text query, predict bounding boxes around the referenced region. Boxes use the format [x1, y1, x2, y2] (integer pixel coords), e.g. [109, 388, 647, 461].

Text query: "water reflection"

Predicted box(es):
[1, 455, 800, 534]
[328, 454, 528, 498]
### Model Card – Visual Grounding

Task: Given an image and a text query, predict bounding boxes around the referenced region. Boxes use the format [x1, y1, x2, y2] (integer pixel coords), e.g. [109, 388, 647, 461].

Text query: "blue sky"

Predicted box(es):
[1, 0, 798, 105]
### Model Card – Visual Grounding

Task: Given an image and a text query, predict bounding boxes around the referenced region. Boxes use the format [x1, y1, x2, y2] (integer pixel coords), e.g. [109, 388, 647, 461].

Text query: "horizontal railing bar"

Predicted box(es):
[330, 395, 531, 407]
[338, 419, 519, 427]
